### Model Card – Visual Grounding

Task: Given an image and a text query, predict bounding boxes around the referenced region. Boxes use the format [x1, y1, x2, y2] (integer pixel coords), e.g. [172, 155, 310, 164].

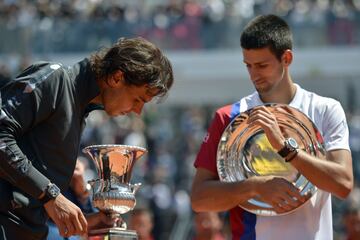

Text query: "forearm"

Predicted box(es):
[291, 149, 353, 199]
[191, 179, 256, 212]
[0, 135, 50, 198]
[0, 77, 59, 199]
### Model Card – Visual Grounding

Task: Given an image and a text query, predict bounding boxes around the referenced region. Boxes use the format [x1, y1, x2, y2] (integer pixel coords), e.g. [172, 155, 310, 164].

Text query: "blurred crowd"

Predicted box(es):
[0, 0, 360, 54]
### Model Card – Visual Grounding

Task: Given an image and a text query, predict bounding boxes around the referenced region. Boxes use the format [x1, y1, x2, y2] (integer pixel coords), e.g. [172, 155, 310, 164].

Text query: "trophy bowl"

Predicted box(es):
[216, 104, 326, 216]
[83, 144, 147, 239]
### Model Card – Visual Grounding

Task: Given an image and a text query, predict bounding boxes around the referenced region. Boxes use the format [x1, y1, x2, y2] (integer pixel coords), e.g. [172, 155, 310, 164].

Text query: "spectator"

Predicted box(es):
[193, 212, 225, 240]
[128, 208, 154, 240]
[343, 187, 360, 240]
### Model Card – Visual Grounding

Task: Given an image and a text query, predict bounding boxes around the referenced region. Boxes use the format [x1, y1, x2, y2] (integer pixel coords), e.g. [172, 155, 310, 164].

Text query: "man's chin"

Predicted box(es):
[105, 111, 119, 117]
[105, 109, 130, 117]
[255, 86, 271, 95]
[117, 112, 130, 117]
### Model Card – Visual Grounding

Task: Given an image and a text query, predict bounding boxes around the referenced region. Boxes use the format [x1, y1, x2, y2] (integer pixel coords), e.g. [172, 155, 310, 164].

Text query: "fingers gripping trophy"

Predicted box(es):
[83, 144, 147, 240]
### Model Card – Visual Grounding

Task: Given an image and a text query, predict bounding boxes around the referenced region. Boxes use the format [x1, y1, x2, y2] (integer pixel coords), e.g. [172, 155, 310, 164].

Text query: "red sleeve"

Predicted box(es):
[194, 105, 232, 175]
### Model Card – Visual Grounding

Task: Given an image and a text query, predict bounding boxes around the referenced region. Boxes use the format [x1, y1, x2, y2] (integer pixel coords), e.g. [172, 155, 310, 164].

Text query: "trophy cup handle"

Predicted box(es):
[130, 183, 142, 194]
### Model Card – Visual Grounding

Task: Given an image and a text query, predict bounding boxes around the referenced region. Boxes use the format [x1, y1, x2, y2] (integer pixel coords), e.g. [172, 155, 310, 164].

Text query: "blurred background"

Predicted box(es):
[1, 0, 360, 239]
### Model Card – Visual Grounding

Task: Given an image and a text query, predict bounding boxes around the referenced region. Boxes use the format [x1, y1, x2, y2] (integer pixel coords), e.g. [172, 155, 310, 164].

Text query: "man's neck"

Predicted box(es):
[259, 79, 296, 104]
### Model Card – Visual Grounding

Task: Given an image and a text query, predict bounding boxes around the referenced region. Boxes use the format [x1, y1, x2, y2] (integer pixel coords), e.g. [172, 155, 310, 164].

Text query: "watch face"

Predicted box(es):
[288, 138, 298, 149]
[48, 184, 60, 198]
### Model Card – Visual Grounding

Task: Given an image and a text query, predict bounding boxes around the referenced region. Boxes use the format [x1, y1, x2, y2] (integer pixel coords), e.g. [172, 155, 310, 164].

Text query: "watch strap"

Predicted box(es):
[277, 138, 298, 159]
[285, 149, 299, 162]
[39, 183, 60, 204]
[278, 145, 290, 158]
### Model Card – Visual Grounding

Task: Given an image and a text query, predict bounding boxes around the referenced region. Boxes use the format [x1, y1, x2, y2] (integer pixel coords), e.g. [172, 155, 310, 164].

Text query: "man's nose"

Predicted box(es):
[248, 69, 259, 81]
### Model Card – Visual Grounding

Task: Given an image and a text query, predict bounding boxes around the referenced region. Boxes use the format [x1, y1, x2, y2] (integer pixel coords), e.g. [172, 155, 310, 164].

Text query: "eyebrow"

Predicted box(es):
[243, 60, 269, 65]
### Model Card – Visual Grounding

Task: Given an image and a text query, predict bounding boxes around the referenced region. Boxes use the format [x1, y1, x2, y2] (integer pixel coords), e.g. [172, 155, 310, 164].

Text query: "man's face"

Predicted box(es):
[101, 76, 158, 117]
[129, 213, 153, 239]
[345, 211, 360, 235]
[242, 47, 285, 95]
[195, 212, 223, 233]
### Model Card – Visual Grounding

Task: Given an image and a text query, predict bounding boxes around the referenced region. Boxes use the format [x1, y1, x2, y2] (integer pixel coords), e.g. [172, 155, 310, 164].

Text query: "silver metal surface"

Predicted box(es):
[216, 104, 326, 216]
[83, 144, 146, 231]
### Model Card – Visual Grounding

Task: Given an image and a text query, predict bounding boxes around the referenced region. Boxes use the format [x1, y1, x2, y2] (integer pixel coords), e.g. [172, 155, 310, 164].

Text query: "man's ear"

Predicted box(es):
[108, 70, 124, 88]
[282, 50, 293, 66]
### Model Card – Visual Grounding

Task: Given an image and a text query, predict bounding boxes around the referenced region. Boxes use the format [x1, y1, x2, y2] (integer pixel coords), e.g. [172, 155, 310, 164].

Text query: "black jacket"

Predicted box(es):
[0, 59, 101, 239]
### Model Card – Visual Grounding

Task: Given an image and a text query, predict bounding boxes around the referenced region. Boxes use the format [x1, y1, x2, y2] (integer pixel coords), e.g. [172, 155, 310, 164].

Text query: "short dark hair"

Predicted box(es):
[90, 37, 174, 100]
[131, 207, 153, 220]
[240, 14, 293, 61]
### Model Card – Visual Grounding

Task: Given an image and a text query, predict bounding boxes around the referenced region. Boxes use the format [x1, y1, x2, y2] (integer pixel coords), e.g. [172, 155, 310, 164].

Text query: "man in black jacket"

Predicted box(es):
[0, 37, 174, 239]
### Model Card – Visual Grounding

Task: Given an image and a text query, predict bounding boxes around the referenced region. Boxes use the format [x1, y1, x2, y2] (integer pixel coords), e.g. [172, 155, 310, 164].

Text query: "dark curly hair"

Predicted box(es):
[240, 14, 293, 61]
[90, 37, 174, 100]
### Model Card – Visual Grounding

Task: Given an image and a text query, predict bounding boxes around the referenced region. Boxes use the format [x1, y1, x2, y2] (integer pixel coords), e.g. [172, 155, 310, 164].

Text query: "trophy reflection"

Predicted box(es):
[83, 144, 147, 240]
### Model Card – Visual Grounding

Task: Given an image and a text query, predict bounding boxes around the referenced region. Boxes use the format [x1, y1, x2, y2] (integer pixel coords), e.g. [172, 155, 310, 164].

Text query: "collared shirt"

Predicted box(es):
[0, 58, 101, 239]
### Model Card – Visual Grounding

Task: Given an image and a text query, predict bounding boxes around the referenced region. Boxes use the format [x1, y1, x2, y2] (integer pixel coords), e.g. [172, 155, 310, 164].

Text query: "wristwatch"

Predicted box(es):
[39, 183, 60, 204]
[277, 137, 299, 162]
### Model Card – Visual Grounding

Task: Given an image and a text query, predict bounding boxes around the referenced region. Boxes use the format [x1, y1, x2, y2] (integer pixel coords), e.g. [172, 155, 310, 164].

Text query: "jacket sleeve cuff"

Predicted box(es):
[17, 164, 50, 198]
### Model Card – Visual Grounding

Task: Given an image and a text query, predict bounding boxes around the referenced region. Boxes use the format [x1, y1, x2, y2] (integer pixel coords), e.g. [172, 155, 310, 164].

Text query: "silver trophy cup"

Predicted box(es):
[83, 144, 147, 240]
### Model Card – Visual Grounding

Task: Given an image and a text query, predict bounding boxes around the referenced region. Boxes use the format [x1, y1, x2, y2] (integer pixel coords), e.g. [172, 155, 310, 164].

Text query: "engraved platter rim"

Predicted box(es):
[216, 104, 326, 216]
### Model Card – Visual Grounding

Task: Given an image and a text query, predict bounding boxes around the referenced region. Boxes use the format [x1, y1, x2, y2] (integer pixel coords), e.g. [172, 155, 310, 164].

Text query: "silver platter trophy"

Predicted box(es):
[83, 144, 147, 240]
[217, 104, 326, 216]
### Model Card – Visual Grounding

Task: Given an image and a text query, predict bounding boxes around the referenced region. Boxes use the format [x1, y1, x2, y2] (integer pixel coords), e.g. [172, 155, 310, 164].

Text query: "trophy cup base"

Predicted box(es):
[88, 227, 138, 240]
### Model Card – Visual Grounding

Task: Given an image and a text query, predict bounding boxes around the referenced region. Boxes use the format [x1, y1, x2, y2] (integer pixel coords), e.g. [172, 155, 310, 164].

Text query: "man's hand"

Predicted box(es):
[44, 193, 88, 238]
[248, 106, 285, 151]
[86, 212, 122, 230]
[250, 175, 309, 214]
